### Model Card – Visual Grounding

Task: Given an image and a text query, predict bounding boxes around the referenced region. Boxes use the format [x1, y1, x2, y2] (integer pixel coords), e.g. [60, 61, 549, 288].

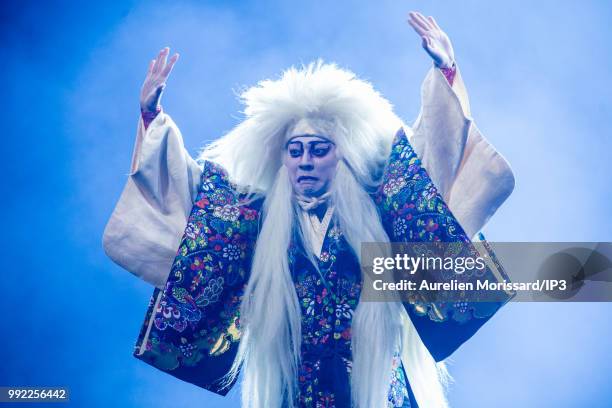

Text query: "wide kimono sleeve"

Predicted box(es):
[102, 112, 203, 288]
[407, 66, 515, 239]
[374, 127, 515, 363]
[132, 161, 262, 395]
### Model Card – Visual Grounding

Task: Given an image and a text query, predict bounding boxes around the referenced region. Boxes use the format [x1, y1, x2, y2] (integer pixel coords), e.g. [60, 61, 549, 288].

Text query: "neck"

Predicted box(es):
[311, 202, 328, 221]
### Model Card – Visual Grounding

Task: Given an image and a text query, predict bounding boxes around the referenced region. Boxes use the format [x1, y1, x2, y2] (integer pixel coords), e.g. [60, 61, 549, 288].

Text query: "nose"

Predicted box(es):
[298, 152, 314, 170]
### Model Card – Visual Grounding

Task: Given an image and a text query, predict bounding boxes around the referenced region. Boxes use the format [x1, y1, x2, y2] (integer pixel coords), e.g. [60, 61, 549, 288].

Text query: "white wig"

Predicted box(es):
[199, 61, 401, 192]
[199, 61, 449, 408]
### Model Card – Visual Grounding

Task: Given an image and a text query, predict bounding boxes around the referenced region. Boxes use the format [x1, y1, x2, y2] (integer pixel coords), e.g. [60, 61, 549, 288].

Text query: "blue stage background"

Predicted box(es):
[1, 1, 611, 407]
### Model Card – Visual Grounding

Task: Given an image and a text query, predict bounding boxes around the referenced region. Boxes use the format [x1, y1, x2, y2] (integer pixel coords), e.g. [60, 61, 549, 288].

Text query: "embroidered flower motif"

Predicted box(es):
[335, 303, 352, 320]
[399, 146, 412, 160]
[328, 226, 342, 240]
[198, 276, 224, 307]
[319, 251, 330, 262]
[383, 176, 407, 196]
[208, 187, 235, 205]
[190, 256, 206, 271]
[341, 327, 351, 340]
[424, 218, 439, 232]
[407, 162, 419, 175]
[424, 182, 438, 200]
[195, 197, 210, 208]
[213, 204, 240, 222]
[222, 244, 241, 261]
[317, 390, 335, 407]
[200, 180, 215, 192]
[387, 161, 404, 176]
[454, 301, 469, 314]
[179, 342, 198, 358]
[306, 299, 316, 316]
[208, 234, 229, 252]
[242, 207, 257, 220]
[154, 298, 201, 332]
[393, 218, 407, 237]
[185, 223, 200, 240]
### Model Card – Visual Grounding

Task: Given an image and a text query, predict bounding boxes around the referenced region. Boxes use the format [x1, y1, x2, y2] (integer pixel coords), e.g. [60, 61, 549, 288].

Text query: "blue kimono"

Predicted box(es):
[132, 128, 513, 407]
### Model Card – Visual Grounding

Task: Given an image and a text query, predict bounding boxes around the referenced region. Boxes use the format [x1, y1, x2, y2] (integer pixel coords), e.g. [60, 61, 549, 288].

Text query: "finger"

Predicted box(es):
[153, 47, 169, 74]
[408, 11, 424, 26]
[147, 83, 166, 107]
[409, 21, 427, 37]
[147, 59, 155, 76]
[160, 53, 179, 79]
[159, 47, 169, 72]
[408, 18, 427, 37]
[409, 13, 430, 33]
[422, 36, 435, 50]
[151, 51, 162, 74]
[428, 16, 441, 30]
[421, 36, 428, 50]
[413, 12, 432, 31]
[158, 47, 170, 74]
[408, 11, 421, 25]
[413, 11, 428, 22]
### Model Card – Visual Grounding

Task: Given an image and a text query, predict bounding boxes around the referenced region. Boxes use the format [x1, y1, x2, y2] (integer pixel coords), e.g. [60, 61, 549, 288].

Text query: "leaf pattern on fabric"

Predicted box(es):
[290, 215, 411, 407]
[133, 161, 262, 394]
[374, 127, 514, 325]
[133, 129, 510, 406]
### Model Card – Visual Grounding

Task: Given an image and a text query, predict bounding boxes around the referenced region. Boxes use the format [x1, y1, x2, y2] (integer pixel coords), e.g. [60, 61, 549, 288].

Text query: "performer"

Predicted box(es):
[103, 12, 515, 408]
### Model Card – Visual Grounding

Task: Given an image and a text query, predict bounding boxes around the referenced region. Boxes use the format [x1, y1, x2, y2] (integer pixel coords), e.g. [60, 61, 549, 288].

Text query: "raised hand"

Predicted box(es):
[140, 47, 179, 113]
[407, 11, 455, 69]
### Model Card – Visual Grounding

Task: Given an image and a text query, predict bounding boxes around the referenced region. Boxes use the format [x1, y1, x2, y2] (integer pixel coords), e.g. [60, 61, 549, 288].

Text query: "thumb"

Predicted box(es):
[421, 36, 429, 49]
[151, 83, 166, 105]
[155, 83, 166, 97]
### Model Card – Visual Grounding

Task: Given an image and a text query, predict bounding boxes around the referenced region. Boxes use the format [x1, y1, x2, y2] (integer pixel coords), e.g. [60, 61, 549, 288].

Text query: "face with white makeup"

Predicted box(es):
[282, 119, 339, 198]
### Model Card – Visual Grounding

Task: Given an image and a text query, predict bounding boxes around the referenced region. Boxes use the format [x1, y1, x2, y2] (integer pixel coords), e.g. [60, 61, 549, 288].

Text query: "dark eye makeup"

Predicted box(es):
[287, 142, 304, 158]
[289, 148, 303, 158]
[286, 140, 333, 158]
[311, 145, 331, 157]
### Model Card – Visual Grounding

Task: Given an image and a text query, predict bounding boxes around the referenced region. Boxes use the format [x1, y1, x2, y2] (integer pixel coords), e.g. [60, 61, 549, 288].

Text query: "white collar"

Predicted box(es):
[298, 205, 334, 257]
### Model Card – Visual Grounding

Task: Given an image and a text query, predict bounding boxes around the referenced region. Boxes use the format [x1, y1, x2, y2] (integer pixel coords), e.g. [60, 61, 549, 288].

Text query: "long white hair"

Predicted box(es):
[199, 61, 450, 408]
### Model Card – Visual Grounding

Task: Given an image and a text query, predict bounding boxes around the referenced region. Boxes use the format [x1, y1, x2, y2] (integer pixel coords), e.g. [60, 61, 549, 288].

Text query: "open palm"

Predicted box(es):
[408, 11, 455, 69]
[140, 47, 179, 113]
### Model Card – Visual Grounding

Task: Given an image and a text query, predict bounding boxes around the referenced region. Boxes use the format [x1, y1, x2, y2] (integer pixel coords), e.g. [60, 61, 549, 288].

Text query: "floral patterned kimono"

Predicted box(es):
[131, 125, 513, 408]
[102, 65, 515, 407]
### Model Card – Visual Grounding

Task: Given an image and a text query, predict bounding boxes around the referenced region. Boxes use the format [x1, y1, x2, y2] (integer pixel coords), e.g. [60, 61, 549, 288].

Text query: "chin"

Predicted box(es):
[300, 186, 322, 197]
